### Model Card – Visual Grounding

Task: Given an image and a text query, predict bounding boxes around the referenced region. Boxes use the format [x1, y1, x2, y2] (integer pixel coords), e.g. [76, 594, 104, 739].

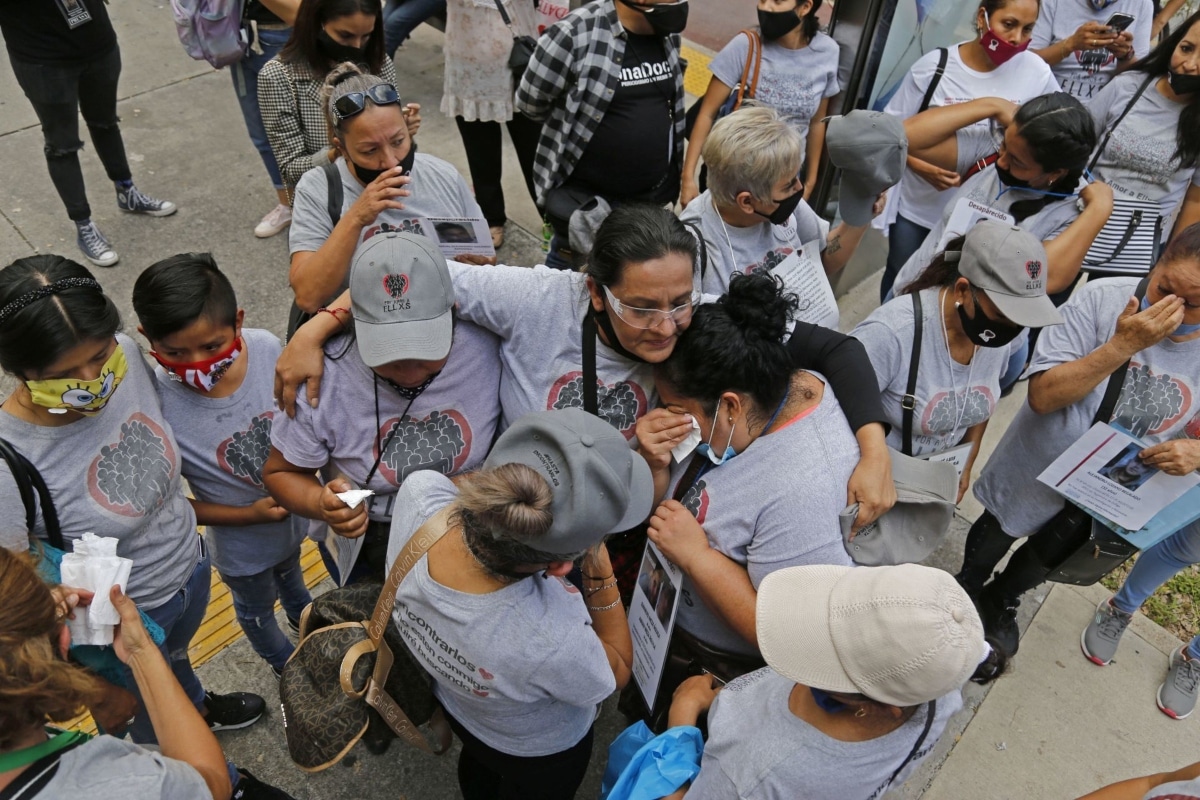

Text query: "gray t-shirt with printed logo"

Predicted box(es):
[386, 471, 615, 757]
[269, 321, 501, 525]
[448, 262, 656, 438]
[852, 288, 1024, 456]
[708, 32, 840, 151]
[680, 189, 837, 329]
[668, 377, 857, 655]
[1030, 0, 1153, 101]
[974, 277, 1200, 537]
[0, 334, 198, 609]
[154, 328, 307, 577]
[685, 668, 961, 800]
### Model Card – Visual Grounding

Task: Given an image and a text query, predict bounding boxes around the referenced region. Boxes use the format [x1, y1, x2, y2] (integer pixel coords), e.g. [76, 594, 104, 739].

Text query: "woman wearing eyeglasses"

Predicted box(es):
[286, 63, 488, 316]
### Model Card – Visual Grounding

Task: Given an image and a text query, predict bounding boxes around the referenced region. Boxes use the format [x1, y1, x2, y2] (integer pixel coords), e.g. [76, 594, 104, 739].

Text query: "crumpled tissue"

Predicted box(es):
[335, 488, 375, 509]
[59, 532, 133, 646]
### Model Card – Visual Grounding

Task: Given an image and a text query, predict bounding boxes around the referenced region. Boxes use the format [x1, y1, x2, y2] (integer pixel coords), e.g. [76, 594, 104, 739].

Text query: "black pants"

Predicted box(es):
[9, 46, 132, 222]
[446, 713, 593, 800]
[454, 113, 541, 227]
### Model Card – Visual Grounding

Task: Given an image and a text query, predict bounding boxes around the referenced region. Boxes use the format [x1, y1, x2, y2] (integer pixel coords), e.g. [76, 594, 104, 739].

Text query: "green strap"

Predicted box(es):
[0, 729, 89, 773]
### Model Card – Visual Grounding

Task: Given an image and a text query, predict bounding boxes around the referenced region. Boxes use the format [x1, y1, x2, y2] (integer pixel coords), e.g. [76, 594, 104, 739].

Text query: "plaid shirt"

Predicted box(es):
[515, 0, 685, 206]
[257, 55, 398, 191]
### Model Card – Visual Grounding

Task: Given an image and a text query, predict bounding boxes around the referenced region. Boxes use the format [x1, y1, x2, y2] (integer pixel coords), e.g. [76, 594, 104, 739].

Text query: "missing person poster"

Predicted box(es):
[629, 542, 683, 710]
[425, 217, 495, 259]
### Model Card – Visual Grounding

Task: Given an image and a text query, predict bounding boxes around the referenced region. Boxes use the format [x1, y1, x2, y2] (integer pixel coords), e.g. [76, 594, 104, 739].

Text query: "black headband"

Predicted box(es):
[0, 277, 103, 325]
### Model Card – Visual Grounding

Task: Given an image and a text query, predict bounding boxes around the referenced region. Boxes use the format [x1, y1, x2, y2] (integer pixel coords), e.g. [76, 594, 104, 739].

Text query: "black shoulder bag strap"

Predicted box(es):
[885, 698, 937, 790]
[0, 437, 64, 551]
[918, 48, 949, 114]
[1086, 73, 1155, 175]
[1092, 278, 1150, 425]
[901, 291, 923, 457]
[322, 159, 343, 227]
[682, 220, 708, 280]
[582, 312, 599, 416]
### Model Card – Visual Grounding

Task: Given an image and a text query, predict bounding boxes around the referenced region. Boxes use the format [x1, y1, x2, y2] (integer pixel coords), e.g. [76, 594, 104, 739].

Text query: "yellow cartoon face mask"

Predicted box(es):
[25, 343, 127, 416]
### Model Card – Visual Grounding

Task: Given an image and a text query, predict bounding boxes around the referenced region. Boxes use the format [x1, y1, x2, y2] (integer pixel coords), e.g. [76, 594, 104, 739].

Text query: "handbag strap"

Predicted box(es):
[1087, 73, 1155, 175]
[367, 506, 452, 646]
[682, 220, 708, 280]
[886, 699, 937, 790]
[1092, 277, 1150, 425]
[0, 437, 64, 551]
[491, 0, 519, 38]
[901, 291, 923, 458]
[582, 311, 599, 416]
[322, 159, 342, 227]
[744, 30, 763, 104]
[733, 29, 761, 110]
[918, 48, 949, 114]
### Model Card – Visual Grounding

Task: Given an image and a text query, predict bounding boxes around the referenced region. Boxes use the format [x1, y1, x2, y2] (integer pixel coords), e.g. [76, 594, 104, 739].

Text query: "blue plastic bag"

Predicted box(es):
[600, 721, 704, 800]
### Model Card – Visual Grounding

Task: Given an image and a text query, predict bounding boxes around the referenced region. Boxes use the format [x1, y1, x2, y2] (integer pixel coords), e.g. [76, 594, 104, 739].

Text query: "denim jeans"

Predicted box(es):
[232, 26, 290, 189]
[1113, 523, 1200, 658]
[9, 46, 131, 221]
[383, 0, 447, 55]
[881, 214, 931, 303]
[125, 539, 211, 744]
[220, 548, 312, 670]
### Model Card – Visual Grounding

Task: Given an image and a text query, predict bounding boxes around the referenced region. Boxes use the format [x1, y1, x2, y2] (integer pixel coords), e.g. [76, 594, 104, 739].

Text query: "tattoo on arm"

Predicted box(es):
[825, 234, 843, 255]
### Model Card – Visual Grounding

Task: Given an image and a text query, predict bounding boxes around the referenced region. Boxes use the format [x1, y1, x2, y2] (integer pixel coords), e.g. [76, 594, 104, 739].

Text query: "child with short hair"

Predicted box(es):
[133, 253, 311, 677]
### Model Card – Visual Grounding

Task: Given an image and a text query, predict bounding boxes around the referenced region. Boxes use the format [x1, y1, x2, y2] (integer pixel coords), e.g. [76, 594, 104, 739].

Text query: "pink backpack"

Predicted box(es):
[170, 0, 248, 68]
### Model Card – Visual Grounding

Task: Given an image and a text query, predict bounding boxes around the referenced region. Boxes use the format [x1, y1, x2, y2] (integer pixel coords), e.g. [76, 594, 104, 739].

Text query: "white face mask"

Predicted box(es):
[671, 415, 702, 462]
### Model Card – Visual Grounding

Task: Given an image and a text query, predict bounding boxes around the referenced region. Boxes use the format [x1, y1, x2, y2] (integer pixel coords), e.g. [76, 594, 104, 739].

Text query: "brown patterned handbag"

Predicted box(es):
[279, 509, 453, 771]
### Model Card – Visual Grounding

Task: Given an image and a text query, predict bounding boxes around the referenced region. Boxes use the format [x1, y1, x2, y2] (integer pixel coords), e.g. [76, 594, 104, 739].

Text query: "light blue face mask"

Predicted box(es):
[1141, 294, 1200, 336]
[696, 398, 737, 466]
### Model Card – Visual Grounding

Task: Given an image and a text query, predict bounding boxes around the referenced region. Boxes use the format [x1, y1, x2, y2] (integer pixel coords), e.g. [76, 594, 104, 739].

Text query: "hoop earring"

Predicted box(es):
[854, 706, 868, 718]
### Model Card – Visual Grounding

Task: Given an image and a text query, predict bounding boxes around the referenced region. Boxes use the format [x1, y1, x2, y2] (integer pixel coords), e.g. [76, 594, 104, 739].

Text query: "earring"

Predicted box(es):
[854, 706, 868, 719]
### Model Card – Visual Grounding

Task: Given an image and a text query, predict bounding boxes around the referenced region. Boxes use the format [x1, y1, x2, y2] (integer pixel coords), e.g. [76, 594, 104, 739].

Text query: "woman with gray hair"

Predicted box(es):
[286, 62, 488, 315]
[679, 104, 877, 330]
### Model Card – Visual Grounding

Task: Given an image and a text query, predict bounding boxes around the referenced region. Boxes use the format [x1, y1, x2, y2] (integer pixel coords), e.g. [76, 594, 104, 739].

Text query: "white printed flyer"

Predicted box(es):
[629, 542, 683, 711]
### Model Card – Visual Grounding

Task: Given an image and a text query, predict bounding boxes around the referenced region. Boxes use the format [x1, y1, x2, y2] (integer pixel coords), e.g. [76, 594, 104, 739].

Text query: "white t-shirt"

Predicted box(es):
[884, 43, 1059, 230]
[1030, 0, 1154, 101]
[386, 471, 615, 757]
[852, 288, 1024, 456]
[680, 190, 838, 330]
[668, 376, 857, 655]
[684, 668, 962, 800]
[974, 277, 1200, 537]
[708, 31, 840, 152]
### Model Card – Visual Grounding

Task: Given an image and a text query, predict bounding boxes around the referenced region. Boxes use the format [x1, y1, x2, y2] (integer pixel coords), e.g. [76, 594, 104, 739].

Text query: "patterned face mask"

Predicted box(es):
[26, 343, 127, 415]
[151, 337, 242, 392]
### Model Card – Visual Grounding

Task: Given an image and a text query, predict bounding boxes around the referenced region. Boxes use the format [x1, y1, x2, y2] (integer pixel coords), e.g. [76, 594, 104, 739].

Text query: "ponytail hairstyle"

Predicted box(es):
[456, 463, 571, 582]
[902, 235, 968, 295]
[656, 272, 797, 423]
[1005, 92, 1097, 222]
[585, 205, 698, 288]
[1126, 10, 1200, 170]
[800, 0, 824, 41]
[280, 0, 384, 74]
[0, 549, 108, 749]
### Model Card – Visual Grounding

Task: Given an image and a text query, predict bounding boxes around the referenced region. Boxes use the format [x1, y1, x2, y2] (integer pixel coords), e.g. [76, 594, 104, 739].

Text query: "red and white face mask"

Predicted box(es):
[981, 12, 1030, 66]
[151, 337, 242, 392]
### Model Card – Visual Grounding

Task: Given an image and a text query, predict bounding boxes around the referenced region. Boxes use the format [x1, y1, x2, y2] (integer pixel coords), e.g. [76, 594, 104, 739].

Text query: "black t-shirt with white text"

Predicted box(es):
[0, 0, 117, 64]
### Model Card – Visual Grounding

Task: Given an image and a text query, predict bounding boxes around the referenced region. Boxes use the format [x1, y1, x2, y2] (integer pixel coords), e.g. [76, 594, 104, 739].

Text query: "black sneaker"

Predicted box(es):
[978, 589, 1021, 658]
[232, 769, 297, 800]
[286, 615, 301, 637]
[204, 690, 265, 731]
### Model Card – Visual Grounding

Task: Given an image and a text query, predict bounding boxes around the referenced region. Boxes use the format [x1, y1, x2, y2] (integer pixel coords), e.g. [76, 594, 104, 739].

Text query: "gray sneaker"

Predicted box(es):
[76, 221, 119, 267]
[1081, 597, 1132, 666]
[1157, 646, 1200, 720]
[117, 184, 177, 216]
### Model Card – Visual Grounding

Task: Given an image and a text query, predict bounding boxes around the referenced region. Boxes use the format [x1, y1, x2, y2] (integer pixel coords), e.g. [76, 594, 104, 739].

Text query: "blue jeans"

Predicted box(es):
[220, 548, 312, 670]
[882, 214, 931, 303]
[125, 539, 211, 745]
[545, 233, 577, 271]
[1113, 523, 1200, 659]
[383, 0, 446, 56]
[231, 26, 289, 189]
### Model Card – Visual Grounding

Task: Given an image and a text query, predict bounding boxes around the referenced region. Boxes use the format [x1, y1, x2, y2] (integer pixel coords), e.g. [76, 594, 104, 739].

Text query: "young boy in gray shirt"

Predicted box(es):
[132, 254, 310, 677]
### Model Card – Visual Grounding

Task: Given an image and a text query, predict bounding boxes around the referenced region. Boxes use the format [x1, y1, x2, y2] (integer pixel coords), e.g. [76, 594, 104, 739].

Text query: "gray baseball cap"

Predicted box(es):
[959, 220, 1063, 329]
[483, 408, 654, 555]
[350, 232, 455, 368]
[826, 110, 907, 226]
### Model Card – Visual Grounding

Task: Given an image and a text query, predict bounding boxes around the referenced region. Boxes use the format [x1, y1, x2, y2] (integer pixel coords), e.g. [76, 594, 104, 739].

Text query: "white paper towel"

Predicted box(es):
[59, 532, 133, 645]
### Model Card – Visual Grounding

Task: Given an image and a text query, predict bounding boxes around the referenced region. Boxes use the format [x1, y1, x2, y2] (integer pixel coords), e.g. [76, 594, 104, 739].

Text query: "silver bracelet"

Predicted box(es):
[585, 581, 618, 596]
[587, 598, 622, 612]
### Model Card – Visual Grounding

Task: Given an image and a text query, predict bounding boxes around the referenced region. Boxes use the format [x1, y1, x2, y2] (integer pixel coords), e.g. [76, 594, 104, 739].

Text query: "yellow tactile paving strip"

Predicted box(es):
[681, 43, 714, 99]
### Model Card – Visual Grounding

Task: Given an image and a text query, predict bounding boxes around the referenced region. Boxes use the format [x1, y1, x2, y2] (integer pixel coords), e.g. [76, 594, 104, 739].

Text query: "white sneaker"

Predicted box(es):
[254, 204, 292, 238]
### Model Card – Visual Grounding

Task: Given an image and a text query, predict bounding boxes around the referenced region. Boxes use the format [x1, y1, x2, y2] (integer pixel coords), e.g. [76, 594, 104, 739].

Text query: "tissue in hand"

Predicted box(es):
[671, 416, 702, 463]
[59, 532, 133, 646]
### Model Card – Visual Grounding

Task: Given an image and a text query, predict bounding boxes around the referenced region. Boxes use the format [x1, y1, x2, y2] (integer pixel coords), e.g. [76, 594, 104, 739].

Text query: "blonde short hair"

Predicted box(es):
[703, 103, 803, 208]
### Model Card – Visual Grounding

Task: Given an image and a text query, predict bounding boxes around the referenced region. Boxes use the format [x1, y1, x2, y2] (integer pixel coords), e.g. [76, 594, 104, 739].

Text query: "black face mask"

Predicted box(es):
[754, 187, 804, 226]
[957, 291, 1024, 348]
[348, 139, 417, 185]
[619, 0, 689, 35]
[758, 8, 801, 40]
[994, 162, 1032, 190]
[381, 367, 439, 400]
[1168, 70, 1200, 95]
[317, 27, 369, 63]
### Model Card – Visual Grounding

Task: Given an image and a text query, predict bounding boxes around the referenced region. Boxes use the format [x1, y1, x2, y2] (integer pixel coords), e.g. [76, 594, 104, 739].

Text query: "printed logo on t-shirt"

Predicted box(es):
[375, 409, 472, 485]
[394, 599, 494, 697]
[88, 412, 175, 517]
[757, 76, 822, 131]
[362, 219, 426, 242]
[546, 372, 648, 439]
[679, 478, 709, 525]
[1107, 128, 1180, 191]
[620, 57, 673, 88]
[216, 411, 274, 488]
[1114, 362, 1194, 438]
[1074, 46, 1116, 78]
[921, 387, 995, 437]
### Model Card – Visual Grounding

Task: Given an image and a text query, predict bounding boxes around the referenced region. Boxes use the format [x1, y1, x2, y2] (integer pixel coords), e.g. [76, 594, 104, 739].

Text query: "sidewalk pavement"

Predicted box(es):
[2, 7, 1198, 799]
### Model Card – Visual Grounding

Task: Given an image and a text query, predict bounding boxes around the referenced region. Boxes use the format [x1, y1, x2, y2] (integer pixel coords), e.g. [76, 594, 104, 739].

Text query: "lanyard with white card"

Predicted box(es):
[922, 442, 972, 481]
[53, 0, 95, 28]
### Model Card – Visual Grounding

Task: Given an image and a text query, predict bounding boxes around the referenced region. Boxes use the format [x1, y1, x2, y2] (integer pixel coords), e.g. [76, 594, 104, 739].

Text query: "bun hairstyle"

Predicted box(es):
[0, 255, 120, 379]
[456, 463, 570, 581]
[799, 0, 824, 41]
[657, 272, 797, 416]
[902, 234, 968, 294]
[1006, 92, 1096, 222]
[586, 205, 698, 289]
[321, 62, 397, 138]
[0, 549, 107, 749]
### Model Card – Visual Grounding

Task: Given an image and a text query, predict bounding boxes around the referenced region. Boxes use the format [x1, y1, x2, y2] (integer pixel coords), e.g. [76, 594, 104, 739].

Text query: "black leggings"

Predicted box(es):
[454, 113, 541, 227]
[9, 46, 132, 221]
[446, 713, 594, 800]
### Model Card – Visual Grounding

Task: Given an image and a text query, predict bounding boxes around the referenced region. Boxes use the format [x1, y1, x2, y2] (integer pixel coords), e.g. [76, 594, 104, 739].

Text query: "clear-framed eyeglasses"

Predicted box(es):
[602, 285, 700, 330]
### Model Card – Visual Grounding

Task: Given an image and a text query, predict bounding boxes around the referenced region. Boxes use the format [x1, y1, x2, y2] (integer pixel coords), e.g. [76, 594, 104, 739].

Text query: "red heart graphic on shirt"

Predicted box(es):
[547, 371, 647, 439]
[472, 689, 489, 697]
[376, 409, 472, 485]
[216, 411, 274, 488]
[680, 479, 709, 526]
[88, 412, 176, 517]
[478, 667, 494, 680]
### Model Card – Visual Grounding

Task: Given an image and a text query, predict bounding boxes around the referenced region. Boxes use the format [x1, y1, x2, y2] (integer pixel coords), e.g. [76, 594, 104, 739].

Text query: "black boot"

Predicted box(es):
[955, 511, 1016, 599]
[977, 542, 1053, 658]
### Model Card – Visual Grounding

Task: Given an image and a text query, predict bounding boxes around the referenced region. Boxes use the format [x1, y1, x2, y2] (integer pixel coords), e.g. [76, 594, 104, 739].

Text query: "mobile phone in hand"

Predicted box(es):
[1105, 12, 1135, 33]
